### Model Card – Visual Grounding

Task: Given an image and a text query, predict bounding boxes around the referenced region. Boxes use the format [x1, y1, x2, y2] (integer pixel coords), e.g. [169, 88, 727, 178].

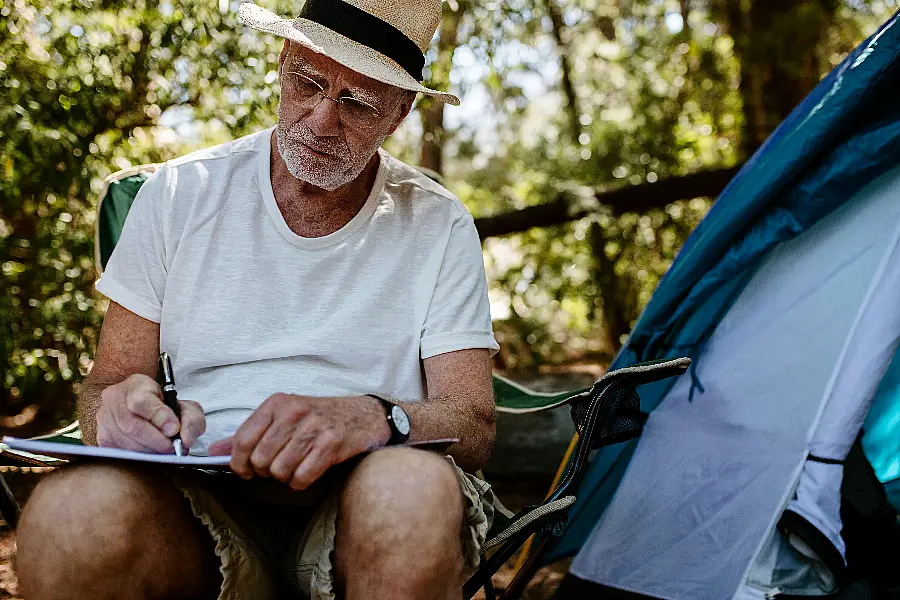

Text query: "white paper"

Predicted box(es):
[1, 437, 231, 467]
[1, 436, 460, 469]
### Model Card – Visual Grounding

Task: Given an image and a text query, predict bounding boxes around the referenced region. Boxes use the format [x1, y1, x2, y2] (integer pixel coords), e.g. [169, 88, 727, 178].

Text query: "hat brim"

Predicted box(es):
[238, 3, 460, 106]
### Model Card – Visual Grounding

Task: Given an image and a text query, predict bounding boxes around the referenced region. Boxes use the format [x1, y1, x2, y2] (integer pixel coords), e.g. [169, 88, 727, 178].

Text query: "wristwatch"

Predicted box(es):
[365, 394, 411, 445]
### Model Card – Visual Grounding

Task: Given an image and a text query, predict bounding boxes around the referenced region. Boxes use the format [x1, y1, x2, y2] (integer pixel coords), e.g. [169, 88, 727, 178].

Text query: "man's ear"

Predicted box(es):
[387, 91, 418, 136]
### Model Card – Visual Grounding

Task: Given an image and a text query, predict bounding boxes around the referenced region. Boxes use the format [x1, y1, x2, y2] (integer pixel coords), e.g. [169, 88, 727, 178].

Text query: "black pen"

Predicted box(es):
[158, 352, 184, 457]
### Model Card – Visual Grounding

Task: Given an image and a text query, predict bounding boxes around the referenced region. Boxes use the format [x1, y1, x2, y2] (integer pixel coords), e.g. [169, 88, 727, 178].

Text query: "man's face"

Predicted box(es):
[275, 42, 413, 191]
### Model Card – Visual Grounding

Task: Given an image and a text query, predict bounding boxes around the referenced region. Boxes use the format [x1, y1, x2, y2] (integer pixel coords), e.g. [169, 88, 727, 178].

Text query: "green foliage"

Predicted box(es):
[437, 0, 895, 369]
[440, 0, 746, 368]
[0, 0, 294, 431]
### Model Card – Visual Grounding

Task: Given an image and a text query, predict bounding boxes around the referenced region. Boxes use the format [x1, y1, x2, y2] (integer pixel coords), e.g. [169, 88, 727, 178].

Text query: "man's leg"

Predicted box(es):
[16, 463, 221, 600]
[335, 447, 466, 600]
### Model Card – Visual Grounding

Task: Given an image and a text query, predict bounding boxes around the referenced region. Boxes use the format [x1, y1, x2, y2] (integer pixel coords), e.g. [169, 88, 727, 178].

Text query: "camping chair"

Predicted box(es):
[0, 164, 691, 598]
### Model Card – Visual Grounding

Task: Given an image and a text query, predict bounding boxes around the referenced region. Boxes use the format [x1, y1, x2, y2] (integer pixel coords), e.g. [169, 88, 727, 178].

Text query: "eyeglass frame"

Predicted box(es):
[278, 63, 405, 128]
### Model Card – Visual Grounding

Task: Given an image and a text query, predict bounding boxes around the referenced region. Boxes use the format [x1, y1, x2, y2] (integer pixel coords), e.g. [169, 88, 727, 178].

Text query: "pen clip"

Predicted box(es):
[159, 352, 176, 391]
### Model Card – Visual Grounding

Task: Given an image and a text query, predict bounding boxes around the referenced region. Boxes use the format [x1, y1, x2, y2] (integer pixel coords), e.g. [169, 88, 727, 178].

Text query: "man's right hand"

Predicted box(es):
[96, 373, 206, 453]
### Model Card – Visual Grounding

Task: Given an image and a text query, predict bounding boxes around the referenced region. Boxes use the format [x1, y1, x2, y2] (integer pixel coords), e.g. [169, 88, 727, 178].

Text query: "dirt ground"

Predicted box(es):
[0, 529, 17, 599]
[0, 469, 569, 599]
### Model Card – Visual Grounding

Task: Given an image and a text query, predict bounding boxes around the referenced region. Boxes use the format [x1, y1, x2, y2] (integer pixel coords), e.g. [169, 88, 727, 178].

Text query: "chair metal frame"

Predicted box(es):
[463, 357, 690, 600]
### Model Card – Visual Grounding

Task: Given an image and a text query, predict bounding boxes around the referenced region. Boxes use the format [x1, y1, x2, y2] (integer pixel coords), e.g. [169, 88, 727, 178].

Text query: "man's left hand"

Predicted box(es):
[208, 394, 390, 490]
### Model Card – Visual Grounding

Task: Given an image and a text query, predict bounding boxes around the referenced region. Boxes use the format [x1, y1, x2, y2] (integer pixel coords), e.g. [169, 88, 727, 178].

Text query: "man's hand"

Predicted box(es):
[207, 394, 390, 490]
[96, 373, 206, 453]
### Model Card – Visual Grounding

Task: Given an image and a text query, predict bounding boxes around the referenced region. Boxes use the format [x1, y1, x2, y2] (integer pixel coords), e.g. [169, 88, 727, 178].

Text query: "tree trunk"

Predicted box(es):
[418, 1, 467, 175]
[589, 223, 633, 355]
[544, 0, 582, 145]
[720, 0, 837, 158]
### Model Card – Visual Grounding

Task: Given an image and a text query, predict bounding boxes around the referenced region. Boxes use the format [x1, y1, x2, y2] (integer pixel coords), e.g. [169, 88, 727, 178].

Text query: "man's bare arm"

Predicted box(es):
[404, 348, 496, 472]
[78, 301, 160, 445]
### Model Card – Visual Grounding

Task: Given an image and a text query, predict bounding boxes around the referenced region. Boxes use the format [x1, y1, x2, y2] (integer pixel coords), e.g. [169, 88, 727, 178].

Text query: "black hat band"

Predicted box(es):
[298, 0, 426, 81]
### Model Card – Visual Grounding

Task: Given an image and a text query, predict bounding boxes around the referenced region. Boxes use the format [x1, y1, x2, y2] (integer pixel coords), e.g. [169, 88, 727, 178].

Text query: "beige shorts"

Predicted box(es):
[169, 456, 497, 600]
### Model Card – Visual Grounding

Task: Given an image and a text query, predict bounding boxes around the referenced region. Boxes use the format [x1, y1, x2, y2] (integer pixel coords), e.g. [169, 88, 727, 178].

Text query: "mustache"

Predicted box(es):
[282, 123, 349, 158]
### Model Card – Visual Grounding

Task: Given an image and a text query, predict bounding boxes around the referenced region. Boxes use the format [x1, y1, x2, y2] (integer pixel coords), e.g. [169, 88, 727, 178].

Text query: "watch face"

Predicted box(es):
[391, 405, 411, 435]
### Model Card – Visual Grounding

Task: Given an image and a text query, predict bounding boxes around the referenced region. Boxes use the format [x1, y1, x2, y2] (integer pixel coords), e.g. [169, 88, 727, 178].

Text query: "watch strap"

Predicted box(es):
[365, 393, 410, 445]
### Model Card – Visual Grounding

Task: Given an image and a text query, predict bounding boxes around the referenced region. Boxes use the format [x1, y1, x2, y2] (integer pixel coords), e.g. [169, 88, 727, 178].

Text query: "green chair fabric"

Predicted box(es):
[493, 375, 589, 413]
[94, 164, 160, 274]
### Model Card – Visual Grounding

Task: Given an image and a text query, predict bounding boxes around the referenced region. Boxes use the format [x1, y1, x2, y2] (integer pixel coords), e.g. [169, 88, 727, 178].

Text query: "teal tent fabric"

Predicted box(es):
[551, 10, 900, 561]
[862, 346, 900, 493]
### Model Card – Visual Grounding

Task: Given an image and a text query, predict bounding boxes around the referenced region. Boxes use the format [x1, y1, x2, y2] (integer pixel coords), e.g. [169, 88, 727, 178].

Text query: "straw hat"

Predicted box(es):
[238, 0, 460, 106]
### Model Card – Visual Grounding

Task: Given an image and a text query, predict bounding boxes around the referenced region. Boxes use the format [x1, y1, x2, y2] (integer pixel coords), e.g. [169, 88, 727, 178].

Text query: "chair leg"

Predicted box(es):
[0, 472, 20, 529]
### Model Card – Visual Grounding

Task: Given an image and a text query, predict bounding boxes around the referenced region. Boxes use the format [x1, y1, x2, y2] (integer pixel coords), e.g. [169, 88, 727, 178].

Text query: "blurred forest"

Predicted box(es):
[1, 0, 897, 436]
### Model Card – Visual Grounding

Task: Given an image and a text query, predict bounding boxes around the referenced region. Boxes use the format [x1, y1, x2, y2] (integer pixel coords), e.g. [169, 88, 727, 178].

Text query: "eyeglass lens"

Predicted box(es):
[281, 71, 381, 124]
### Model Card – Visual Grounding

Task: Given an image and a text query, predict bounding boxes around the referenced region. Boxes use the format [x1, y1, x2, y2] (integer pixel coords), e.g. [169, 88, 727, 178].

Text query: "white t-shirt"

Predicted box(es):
[96, 127, 499, 454]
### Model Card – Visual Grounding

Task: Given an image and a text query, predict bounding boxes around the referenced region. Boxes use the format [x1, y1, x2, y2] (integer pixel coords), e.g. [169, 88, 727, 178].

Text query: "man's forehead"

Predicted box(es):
[284, 43, 395, 94]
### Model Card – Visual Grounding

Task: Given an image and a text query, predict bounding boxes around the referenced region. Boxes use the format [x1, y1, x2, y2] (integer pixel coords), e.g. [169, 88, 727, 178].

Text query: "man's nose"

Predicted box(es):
[305, 96, 342, 138]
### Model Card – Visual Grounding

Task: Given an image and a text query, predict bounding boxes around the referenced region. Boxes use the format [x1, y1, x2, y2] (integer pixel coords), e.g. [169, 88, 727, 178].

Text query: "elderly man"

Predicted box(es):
[16, 1, 500, 599]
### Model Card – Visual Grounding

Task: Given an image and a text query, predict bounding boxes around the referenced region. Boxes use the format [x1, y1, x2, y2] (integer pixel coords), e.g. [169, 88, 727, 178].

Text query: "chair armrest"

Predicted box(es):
[570, 357, 692, 404]
[549, 357, 690, 502]
[464, 496, 577, 599]
[481, 495, 576, 553]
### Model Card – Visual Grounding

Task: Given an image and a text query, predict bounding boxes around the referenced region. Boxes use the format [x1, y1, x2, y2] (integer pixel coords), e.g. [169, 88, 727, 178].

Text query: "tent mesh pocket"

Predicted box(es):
[571, 387, 646, 449]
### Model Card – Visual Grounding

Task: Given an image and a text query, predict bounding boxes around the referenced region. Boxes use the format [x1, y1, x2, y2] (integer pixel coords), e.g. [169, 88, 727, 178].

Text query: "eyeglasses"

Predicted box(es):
[280, 69, 384, 126]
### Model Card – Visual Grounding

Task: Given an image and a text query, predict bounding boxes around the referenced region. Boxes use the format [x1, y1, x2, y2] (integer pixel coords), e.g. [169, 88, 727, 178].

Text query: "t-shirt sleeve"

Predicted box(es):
[95, 165, 173, 323]
[420, 213, 500, 359]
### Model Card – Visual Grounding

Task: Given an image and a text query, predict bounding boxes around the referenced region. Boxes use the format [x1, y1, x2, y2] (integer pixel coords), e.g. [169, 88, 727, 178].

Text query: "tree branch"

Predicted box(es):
[474, 165, 743, 240]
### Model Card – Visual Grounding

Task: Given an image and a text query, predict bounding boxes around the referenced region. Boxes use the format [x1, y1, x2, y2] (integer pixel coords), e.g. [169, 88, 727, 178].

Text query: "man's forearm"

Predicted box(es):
[397, 394, 496, 473]
[76, 376, 107, 446]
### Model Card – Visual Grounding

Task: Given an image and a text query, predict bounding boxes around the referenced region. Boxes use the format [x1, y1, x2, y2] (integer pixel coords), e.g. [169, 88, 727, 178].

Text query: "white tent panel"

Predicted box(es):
[571, 166, 900, 600]
[785, 192, 900, 560]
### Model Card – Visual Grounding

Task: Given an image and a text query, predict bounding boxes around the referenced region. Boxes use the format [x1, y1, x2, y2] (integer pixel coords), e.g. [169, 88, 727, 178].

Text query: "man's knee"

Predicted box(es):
[339, 448, 464, 547]
[335, 449, 466, 596]
[17, 463, 214, 598]
[20, 463, 165, 559]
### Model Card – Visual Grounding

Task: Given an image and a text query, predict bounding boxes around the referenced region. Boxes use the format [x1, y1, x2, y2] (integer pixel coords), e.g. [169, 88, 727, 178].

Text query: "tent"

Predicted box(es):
[547, 9, 900, 600]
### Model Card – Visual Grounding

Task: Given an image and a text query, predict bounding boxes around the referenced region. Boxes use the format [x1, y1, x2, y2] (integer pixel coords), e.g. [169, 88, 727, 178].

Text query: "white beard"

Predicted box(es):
[275, 100, 389, 191]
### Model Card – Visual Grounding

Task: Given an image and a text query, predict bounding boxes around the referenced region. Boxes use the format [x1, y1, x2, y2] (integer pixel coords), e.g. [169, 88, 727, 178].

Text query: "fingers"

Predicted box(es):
[289, 444, 334, 491]
[272, 429, 343, 489]
[269, 433, 316, 483]
[226, 394, 347, 488]
[177, 400, 206, 450]
[124, 388, 179, 437]
[100, 409, 173, 454]
[248, 419, 295, 478]
[97, 376, 175, 453]
[230, 408, 275, 479]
